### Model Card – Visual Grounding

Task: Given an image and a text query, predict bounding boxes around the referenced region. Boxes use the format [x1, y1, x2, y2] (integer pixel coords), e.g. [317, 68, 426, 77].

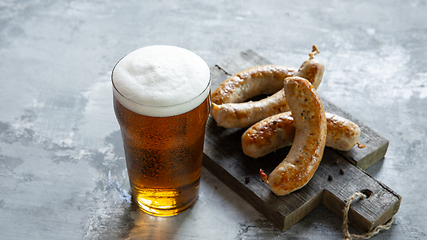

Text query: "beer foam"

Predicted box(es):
[112, 45, 211, 117]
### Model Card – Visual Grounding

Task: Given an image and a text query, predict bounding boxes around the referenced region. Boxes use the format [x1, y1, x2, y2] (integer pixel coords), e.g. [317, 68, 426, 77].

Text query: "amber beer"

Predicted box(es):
[112, 45, 211, 216]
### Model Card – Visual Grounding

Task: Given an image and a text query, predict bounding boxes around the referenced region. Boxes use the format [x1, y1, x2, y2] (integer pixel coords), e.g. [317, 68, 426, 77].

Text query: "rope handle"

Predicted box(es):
[342, 191, 394, 240]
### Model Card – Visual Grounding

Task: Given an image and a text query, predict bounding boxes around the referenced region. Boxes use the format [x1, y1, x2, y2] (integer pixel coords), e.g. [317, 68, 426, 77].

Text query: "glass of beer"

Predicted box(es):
[111, 45, 211, 216]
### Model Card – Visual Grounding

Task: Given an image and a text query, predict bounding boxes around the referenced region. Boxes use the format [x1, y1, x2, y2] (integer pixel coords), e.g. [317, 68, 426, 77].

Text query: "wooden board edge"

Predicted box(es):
[323, 189, 401, 233]
[282, 190, 324, 231]
[322, 161, 402, 233]
[203, 153, 332, 232]
[202, 153, 286, 229]
[356, 140, 389, 170]
[215, 49, 272, 75]
[319, 96, 390, 170]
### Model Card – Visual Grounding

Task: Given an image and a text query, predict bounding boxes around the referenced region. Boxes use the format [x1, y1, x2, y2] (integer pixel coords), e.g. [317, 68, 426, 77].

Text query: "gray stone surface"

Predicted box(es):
[0, 0, 426, 239]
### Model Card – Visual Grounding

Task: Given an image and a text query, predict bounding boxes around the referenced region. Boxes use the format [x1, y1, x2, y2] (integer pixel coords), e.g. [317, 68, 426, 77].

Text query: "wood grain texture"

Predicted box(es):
[203, 49, 401, 232]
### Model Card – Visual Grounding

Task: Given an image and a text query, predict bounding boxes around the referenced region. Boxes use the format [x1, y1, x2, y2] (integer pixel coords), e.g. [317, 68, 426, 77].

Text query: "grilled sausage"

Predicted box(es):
[259, 76, 327, 196]
[212, 46, 324, 128]
[242, 112, 361, 158]
[211, 65, 297, 105]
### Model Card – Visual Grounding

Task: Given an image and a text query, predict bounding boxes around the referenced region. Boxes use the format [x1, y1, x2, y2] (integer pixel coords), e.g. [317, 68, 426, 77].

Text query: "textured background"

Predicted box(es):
[0, 0, 426, 239]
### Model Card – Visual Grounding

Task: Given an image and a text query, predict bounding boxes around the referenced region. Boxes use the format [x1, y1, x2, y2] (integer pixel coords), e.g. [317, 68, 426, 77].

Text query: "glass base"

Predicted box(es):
[134, 194, 198, 217]
[131, 183, 200, 217]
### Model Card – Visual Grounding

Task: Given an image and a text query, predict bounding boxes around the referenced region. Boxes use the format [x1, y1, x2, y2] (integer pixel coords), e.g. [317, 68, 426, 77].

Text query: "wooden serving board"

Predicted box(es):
[202, 49, 401, 232]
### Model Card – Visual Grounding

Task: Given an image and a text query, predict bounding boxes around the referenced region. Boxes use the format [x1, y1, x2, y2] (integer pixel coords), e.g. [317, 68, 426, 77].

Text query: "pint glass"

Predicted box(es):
[112, 45, 211, 216]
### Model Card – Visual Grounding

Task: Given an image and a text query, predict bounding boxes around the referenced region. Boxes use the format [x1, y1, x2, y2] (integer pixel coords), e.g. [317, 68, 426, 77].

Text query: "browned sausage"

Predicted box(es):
[242, 112, 361, 158]
[260, 76, 327, 196]
[211, 65, 298, 105]
[211, 46, 324, 128]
